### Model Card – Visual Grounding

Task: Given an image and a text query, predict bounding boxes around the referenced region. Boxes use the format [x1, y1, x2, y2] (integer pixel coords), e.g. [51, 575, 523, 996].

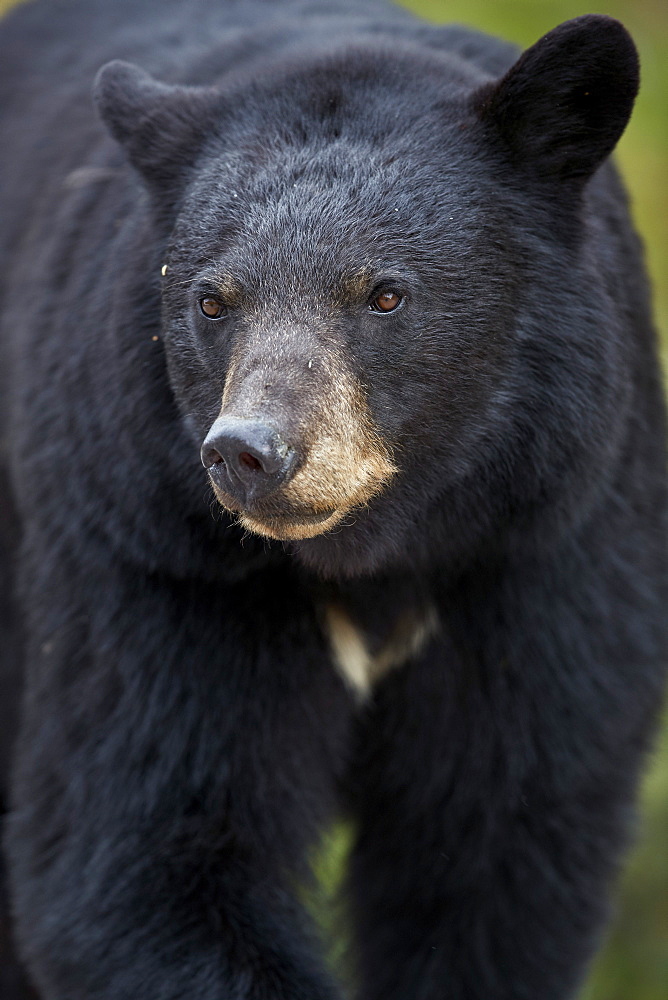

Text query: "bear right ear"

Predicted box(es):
[475, 15, 639, 184]
[94, 61, 223, 192]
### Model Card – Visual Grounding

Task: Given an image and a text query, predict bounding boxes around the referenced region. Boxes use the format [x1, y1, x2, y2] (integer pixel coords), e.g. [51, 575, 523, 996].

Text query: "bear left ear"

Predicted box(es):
[475, 15, 639, 183]
[94, 61, 222, 192]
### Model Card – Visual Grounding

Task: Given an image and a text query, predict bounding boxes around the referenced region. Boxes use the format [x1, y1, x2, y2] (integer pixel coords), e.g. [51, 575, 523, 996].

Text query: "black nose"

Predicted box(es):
[201, 416, 298, 505]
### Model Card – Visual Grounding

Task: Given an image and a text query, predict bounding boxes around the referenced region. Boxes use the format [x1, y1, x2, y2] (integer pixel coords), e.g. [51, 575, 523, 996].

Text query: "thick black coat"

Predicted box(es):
[0, 1, 666, 999]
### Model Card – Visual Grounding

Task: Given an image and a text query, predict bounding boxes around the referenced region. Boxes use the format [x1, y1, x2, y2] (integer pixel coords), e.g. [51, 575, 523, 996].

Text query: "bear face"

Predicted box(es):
[96, 16, 639, 577]
[164, 125, 515, 543]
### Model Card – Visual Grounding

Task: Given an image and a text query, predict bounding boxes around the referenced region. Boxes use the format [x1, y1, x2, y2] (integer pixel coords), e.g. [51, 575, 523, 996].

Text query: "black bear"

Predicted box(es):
[0, 0, 666, 998]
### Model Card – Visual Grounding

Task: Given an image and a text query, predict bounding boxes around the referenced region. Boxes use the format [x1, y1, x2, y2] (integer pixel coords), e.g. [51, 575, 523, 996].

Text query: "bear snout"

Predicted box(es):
[201, 416, 299, 506]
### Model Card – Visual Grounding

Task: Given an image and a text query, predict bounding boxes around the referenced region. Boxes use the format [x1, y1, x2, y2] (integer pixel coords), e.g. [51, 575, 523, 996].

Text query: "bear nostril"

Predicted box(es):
[201, 445, 224, 469]
[239, 451, 262, 471]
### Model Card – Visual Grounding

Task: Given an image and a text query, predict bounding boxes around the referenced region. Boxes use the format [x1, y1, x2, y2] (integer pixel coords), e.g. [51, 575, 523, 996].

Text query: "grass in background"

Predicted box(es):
[0, 1, 665, 998]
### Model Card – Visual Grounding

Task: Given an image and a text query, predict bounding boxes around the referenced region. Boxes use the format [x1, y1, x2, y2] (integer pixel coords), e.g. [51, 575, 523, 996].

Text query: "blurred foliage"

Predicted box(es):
[0, 1, 665, 998]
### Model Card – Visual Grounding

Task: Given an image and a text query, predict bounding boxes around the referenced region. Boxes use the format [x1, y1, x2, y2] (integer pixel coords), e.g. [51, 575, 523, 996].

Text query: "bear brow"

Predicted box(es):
[209, 272, 245, 308]
[205, 266, 378, 309]
[338, 267, 374, 304]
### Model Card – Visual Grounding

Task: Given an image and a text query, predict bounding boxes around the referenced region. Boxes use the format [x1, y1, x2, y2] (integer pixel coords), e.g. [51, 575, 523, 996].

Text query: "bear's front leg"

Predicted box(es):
[345, 545, 663, 1000]
[6, 552, 349, 1000]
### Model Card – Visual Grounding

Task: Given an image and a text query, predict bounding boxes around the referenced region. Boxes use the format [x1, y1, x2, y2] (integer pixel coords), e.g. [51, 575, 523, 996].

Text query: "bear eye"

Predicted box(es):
[369, 290, 403, 314]
[199, 296, 227, 320]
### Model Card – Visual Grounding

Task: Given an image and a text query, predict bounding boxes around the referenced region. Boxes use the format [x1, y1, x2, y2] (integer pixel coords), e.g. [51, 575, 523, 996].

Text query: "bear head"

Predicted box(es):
[95, 15, 639, 577]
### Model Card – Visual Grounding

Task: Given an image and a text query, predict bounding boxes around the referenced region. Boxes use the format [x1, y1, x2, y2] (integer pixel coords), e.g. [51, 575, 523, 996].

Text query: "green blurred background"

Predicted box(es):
[0, 1, 665, 998]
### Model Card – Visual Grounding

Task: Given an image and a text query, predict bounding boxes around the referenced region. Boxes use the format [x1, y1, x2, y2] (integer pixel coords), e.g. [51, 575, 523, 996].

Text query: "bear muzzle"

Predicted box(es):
[200, 414, 344, 538]
[200, 355, 398, 540]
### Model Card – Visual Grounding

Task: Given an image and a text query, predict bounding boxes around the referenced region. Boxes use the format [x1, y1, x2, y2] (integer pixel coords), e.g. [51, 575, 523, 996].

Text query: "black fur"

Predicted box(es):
[0, 1, 665, 999]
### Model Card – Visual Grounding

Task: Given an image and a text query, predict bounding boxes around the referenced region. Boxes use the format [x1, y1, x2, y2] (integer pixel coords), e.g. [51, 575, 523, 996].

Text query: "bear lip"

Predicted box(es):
[239, 507, 345, 541]
[208, 481, 343, 539]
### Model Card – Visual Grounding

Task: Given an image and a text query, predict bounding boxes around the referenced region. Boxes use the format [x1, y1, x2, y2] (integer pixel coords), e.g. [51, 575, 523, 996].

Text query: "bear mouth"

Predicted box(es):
[209, 482, 344, 540]
[238, 507, 345, 541]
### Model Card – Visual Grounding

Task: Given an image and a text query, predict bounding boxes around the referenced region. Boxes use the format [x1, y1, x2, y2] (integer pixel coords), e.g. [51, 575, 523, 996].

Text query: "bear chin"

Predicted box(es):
[209, 480, 353, 541]
[238, 508, 346, 541]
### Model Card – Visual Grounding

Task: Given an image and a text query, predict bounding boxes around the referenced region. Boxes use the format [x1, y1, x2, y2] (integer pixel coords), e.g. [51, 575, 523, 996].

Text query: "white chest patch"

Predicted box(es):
[323, 602, 439, 698]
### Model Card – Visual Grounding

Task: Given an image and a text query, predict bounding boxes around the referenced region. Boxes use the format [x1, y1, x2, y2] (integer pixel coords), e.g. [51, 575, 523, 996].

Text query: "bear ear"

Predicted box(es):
[475, 15, 639, 183]
[93, 60, 222, 191]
